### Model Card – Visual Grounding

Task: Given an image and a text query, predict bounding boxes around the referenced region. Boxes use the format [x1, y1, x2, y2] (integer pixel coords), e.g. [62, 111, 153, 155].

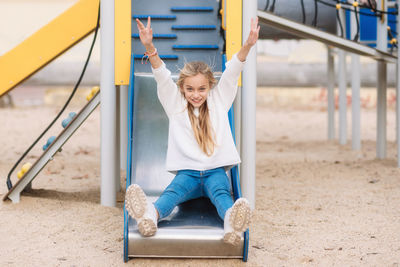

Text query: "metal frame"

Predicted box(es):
[350, 0, 361, 150]
[3, 93, 100, 203]
[100, 0, 119, 207]
[257, 10, 396, 63]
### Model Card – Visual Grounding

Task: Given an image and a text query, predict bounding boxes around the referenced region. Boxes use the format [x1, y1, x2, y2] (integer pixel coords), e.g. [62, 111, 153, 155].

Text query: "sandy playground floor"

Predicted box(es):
[0, 87, 399, 266]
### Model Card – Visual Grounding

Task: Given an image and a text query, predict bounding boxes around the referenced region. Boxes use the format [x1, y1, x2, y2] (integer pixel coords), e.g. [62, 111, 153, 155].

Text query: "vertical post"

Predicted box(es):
[120, 85, 129, 171]
[242, 0, 256, 209]
[376, 0, 388, 159]
[100, 0, 117, 206]
[351, 0, 361, 150]
[327, 46, 335, 140]
[338, 9, 347, 145]
[397, 0, 400, 167]
[115, 86, 121, 192]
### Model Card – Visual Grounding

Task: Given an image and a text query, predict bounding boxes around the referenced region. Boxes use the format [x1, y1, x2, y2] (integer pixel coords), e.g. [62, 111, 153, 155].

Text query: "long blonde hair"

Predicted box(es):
[177, 61, 217, 156]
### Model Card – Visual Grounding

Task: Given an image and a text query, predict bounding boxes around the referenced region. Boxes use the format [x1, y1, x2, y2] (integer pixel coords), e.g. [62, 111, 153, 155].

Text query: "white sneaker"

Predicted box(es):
[125, 184, 158, 237]
[223, 198, 251, 246]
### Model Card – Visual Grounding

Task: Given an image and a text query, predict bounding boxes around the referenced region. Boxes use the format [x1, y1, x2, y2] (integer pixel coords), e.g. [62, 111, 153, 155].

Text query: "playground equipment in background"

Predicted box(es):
[86, 86, 100, 101]
[62, 112, 77, 128]
[1, 0, 101, 202]
[3, 91, 100, 203]
[0, 0, 99, 98]
[17, 163, 32, 179]
[42, 136, 56, 151]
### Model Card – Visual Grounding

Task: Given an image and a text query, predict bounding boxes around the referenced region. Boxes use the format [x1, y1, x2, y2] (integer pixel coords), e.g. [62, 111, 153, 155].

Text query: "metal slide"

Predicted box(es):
[124, 0, 248, 261]
[3, 92, 100, 203]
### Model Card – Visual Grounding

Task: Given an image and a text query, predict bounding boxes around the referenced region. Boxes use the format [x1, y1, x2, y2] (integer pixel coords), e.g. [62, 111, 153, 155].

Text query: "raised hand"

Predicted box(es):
[237, 17, 260, 62]
[136, 17, 153, 47]
[244, 17, 260, 47]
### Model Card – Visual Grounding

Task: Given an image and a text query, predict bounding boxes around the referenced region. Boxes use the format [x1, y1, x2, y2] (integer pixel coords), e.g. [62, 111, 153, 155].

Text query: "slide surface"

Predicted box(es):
[124, 0, 248, 260]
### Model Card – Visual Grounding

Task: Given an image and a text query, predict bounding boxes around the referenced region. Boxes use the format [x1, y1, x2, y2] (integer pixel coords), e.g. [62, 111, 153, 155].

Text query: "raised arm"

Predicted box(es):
[237, 17, 260, 62]
[214, 18, 260, 111]
[136, 17, 162, 69]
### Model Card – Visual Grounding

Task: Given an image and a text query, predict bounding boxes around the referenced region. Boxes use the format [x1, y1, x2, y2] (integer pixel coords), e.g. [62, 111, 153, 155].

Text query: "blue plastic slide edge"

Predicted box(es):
[124, 54, 135, 262]
[223, 54, 249, 262]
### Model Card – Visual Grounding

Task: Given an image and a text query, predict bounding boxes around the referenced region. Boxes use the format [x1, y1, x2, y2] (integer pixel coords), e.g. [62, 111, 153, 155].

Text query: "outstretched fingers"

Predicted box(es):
[136, 18, 145, 31]
[147, 16, 151, 29]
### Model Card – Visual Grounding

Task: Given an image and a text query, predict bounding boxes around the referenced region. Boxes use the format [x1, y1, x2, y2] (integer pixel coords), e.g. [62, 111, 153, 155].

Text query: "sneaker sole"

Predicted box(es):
[229, 198, 251, 233]
[138, 218, 157, 237]
[125, 184, 147, 219]
[223, 231, 241, 246]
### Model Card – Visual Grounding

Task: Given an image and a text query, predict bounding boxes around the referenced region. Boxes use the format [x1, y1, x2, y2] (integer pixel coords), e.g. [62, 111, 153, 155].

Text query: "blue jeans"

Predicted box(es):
[154, 167, 234, 220]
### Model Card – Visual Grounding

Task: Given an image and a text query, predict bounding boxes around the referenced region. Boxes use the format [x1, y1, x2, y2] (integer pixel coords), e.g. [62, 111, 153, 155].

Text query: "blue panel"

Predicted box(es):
[133, 54, 178, 60]
[171, 6, 214, 12]
[132, 33, 177, 39]
[172, 25, 216, 30]
[172, 44, 218, 50]
[132, 0, 223, 79]
[133, 15, 176, 20]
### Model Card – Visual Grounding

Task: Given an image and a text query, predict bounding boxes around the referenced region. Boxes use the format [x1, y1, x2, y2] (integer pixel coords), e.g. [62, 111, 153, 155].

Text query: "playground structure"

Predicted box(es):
[0, 0, 399, 262]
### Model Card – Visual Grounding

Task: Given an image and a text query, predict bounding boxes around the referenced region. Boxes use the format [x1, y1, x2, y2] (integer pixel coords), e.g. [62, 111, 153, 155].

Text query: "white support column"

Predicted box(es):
[338, 9, 347, 145]
[397, 0, 400, 167]
[376, 0, 388, 159]
[350, 1, 361, 150]
[100, 0, 118, 206]
[115, 86, 121, 193]
[327, 46, 335, 140]
[120, 85, 129, 171]
[242, 0, 256, 209]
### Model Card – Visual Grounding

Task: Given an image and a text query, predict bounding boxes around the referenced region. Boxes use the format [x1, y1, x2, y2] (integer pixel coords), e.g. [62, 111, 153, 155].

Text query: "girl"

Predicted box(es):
[125, 17, 260, 246]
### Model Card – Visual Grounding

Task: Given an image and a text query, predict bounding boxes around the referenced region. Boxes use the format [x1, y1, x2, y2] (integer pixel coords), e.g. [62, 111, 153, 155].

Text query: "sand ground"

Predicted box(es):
[1, 87, 400, 266]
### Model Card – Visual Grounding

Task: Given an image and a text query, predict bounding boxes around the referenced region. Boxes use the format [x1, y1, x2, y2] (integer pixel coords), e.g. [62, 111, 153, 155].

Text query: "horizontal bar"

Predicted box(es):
[172, 25, 216, 30]
[132, 33, 177, 39]
[172, 45, 219, 50]
[171, 6, 214, 12]
[133, 15, 176, 20]
[257, 10, 396, 63]
[133, 54, 178, 60]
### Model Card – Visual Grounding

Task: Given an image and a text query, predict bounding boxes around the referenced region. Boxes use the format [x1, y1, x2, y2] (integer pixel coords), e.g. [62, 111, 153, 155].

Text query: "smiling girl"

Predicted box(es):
[125, 16, 260, 245]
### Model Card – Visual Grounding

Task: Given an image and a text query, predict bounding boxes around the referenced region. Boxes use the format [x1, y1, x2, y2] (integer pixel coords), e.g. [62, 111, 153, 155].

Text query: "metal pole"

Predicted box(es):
[397, 0, 400, 167]
[351, 0, 361, 150]
[338, 9, 347, 145]
[376, 0, 388, 159]
[327, 46, 335, 140]
[242, 0, 256, 209]
[115, 86, 121, 192]
[100, 0, 117, 206]
[120, 85, 128, 171]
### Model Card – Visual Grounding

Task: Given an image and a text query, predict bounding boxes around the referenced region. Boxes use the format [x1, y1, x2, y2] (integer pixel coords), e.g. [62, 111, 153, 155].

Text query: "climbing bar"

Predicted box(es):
[132, 33, 177, 39]
[133, 54, 178, 60]
[171, 6, 214, 12]
[257, 10, 396, 63]
[172, 45, 219, 50]
[133, 15, 176, 20]
[171, 25, 216, 30]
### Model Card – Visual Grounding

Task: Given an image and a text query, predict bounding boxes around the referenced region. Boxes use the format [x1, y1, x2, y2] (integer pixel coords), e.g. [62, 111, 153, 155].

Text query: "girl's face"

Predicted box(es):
[182, 73, 211, 108]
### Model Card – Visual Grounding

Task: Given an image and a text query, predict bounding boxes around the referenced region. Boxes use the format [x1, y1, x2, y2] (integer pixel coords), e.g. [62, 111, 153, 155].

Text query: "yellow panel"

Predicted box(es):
[226, 0, 242, 86]
[115, 0, 131, 85]
[0, 0, 99, 97]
